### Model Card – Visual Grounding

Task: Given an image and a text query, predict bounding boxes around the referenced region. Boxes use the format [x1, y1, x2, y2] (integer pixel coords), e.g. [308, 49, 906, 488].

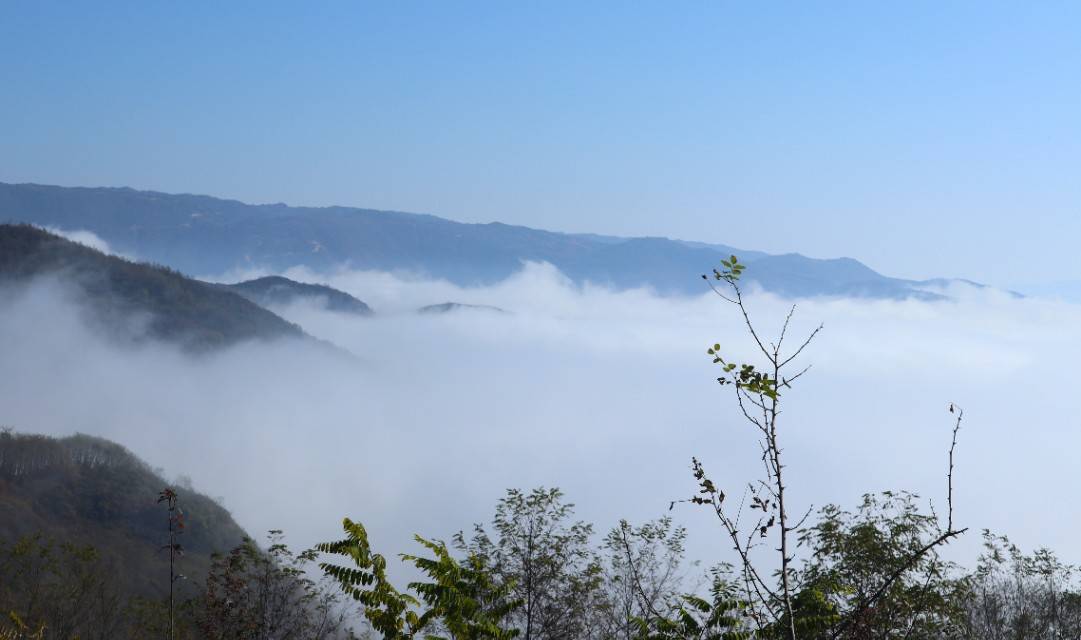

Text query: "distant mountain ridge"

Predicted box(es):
[1, 182, 956, 299]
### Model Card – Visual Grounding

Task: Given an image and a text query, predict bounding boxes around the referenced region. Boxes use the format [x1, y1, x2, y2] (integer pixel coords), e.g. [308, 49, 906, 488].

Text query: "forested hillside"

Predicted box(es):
[0, 224, 306, 350]
[0, 430, 357, 638]
[0, 431, 247, 598]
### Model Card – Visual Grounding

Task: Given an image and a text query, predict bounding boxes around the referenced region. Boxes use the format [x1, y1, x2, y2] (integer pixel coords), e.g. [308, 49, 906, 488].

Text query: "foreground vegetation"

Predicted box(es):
[3, 484, 1081, 640]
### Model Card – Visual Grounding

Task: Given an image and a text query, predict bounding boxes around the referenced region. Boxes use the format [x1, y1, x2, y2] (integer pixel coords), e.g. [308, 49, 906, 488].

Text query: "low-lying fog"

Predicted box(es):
[1, 254, 1075, 580]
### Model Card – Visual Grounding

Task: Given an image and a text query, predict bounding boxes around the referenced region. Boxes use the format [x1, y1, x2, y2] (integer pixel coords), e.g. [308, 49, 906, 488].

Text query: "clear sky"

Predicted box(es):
[2, 2, 1079, 286]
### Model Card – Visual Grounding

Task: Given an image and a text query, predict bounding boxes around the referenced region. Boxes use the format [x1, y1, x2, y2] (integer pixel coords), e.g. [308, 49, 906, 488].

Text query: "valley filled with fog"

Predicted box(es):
[0, 243, 1072, 581]
[9, 5, 1081, 633]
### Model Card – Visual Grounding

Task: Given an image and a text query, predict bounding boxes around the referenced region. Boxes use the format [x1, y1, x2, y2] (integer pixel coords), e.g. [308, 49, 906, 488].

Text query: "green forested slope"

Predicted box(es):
[0, 430, 249, 599]
[0, 224, 305, 350]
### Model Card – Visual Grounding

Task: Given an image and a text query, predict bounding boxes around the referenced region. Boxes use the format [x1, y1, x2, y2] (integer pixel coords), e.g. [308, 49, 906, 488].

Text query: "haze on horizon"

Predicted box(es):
[4, 3, 1081, 288]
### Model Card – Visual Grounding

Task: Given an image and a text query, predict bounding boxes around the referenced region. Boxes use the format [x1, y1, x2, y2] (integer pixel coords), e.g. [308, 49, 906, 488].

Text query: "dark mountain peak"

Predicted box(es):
[0, 224, 306, 350]
[418, 302, 508, 315]
[225, 275, 373, 315]
[245, 274, 292, 285]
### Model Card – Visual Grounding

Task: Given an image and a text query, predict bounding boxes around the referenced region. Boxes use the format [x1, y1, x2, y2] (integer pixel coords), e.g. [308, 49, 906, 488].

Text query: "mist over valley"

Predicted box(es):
[0, 221, 1072, 583]
[5, 4, 1081, 632]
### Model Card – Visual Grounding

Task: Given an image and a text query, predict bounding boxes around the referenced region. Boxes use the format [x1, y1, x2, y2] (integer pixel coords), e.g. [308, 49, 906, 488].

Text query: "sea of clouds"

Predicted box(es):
[1, 230, 1076, 581]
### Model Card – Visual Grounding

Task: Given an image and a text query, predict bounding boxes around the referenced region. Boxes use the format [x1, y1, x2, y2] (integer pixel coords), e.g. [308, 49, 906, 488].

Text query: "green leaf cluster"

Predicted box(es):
[707, 256, 746, 284]
[318, 519, 519, 640]
[633, 576, 748, 640]
[705, 348, 779, 401]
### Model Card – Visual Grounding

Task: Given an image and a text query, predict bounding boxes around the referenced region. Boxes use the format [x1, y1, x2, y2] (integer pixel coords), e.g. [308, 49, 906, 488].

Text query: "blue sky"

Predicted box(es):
[2, 2, 1079, 286]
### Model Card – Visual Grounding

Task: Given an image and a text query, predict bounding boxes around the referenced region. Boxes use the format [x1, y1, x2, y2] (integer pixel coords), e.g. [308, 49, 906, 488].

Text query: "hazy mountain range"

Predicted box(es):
[0, 182, 962, 299]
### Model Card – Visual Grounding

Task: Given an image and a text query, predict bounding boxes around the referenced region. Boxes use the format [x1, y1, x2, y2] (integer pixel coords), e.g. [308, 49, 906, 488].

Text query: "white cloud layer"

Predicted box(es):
[0, 264, 1076, 579]
[44, 227, 134, 260]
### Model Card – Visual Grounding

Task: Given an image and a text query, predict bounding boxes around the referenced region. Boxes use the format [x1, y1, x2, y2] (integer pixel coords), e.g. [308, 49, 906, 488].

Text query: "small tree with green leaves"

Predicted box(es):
[681, 256, 967, 639]
[787, 492, 964, 639]
[454, 488, 602, 640]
